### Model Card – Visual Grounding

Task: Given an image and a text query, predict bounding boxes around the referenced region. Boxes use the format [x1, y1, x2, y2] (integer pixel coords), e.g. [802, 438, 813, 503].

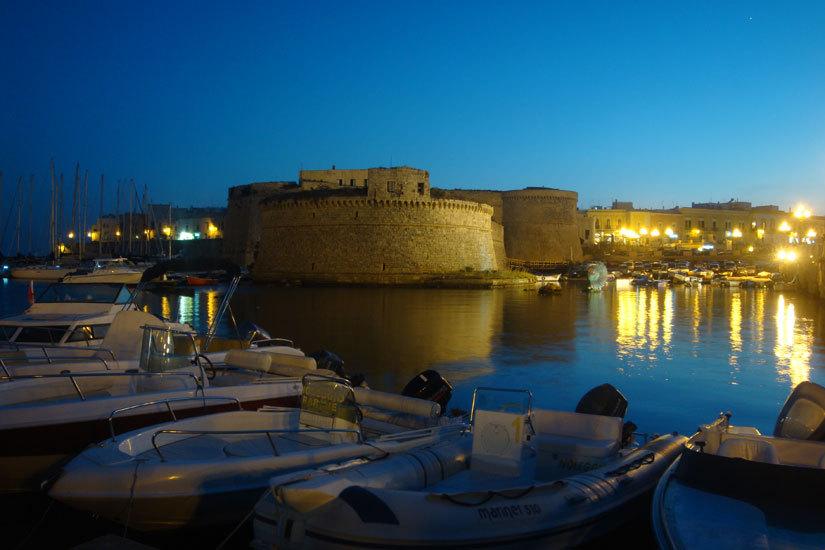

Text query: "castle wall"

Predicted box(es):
[501, 189, 582, 263]
[224, 182, 297, 266]
[252, 197, 498, 284]
[300, 169, 369, 190]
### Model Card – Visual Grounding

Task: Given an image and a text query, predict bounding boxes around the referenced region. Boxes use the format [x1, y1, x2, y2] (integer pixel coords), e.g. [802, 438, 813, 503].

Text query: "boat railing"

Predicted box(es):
[0, 342, 119, 365]
[376, 422, 468, 443]
[2, 370, 205, 401]
[0, 354, 116, 379]
[107, 395, 243, 441]
[252, 337, 295, 348]
[150, 427, 363, 461]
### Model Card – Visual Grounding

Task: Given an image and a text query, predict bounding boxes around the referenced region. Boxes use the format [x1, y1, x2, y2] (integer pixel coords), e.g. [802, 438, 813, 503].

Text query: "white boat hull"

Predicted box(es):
[10, 267, 74, 281]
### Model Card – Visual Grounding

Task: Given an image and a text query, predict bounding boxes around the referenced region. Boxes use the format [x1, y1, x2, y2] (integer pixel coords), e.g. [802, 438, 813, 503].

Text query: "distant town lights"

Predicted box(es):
[793, 205, 812, 219]
[776, 248, 798, 262]
[639, 227, 649, 235]
[807, 228, 817, 238]
[664, 227, 674, 237]
[162, 226, 172, 236]
[67, 231, 75, 239]
[650, 228, 660, 237]
[732, 228, 743, 238]
[778, 221, 792, 232]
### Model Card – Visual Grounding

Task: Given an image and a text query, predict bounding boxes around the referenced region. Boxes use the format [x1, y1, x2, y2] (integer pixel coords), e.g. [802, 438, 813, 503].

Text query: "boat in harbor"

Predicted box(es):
[0, 282, 138, 348]
[256, 384, 686, 549]
[0, 321, 317, 494]
[652, 381, 825, 549]
[61, 258, 145, 284]
[9, 264, 76, 281]
[49, 373, 461, 531]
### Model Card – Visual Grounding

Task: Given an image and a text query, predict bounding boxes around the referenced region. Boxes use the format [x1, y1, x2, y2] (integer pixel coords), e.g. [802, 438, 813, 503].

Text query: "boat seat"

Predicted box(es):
[225, 349, 272, 371]
[533, 410, 622, 460]
[718, 438, 780, 464]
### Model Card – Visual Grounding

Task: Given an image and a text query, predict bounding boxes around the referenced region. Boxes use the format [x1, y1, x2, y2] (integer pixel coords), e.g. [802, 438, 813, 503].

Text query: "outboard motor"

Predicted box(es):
[774, 381, 825, 441]
[402, 370, 453, 416]
[575, 384, 628, 418]
[576, 383, 635, 446]
[307, 350, 367, 388]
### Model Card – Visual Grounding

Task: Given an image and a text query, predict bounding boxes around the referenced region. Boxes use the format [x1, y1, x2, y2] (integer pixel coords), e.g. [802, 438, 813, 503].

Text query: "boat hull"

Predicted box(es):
[0, 394, 298, 494]
[10, 268, 74, 281]
[266, 434, 686, 549]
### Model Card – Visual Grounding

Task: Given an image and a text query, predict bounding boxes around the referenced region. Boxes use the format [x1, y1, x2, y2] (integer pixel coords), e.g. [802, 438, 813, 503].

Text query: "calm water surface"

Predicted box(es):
[3, 278, 824, 436]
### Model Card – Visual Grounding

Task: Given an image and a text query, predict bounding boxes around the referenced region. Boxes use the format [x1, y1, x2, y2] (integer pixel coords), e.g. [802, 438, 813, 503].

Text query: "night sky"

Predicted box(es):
[2, 1, 825, 253]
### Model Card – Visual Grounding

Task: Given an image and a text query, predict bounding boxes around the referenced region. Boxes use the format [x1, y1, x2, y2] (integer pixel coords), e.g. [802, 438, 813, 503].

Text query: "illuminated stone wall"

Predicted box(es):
[440, 187, 582, 263]
[224, 182, 297, 266]
[252, 196, 499, 283]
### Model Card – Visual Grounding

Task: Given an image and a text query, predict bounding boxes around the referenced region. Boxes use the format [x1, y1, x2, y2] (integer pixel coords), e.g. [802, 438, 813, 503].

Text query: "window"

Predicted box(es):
[685, 220, 692, 229]
[699, 220, 705, 229]
[595, 219, 600, 229]
[417, 182, 425, 195]
[712, 220, 717, 230]
[585, 229, 591, 239]
[350, 179, 355, 186]
[15, 326, 70, 344]
[606, 219, 611, 229]
[66, 324, 110, 343]
[338, 179, 343, 186]
[364, 179, 368, 185]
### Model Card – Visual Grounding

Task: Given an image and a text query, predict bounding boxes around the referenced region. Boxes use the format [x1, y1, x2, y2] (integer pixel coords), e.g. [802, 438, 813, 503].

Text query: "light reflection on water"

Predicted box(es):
[1, 280, 824, 436]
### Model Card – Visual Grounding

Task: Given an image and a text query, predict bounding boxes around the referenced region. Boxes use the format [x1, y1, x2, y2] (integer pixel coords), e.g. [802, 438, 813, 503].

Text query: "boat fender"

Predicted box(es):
[338, 486, 399, 525]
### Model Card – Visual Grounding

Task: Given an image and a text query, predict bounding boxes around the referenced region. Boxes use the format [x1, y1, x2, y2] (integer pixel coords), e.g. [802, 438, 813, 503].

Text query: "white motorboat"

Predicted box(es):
[62, 258, 146, 284]
[0, 282, 137, 349]
[49, 374, 461, 531]
[0, 323, 318, 494]
[653, 381, 825, 549]
[256, 384, 686, 549]
[10, 264, 76, 281]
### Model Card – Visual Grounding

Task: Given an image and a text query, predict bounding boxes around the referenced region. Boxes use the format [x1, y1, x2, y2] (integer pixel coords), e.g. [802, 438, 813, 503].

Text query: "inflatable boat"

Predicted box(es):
[653, 381, 825, 549]
[256, 384, 686, 549]
[50, 373, 463, 531]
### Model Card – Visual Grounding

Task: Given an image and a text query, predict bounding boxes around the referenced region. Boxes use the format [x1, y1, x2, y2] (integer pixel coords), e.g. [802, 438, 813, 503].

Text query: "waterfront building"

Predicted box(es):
[583, 199, 825, 254]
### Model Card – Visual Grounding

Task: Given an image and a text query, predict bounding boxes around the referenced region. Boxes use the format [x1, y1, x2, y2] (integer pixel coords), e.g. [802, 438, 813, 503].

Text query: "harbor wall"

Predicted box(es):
[796, 248, 825, 300]
[224, 182, 297, 266]
[252, 196, 500, 283]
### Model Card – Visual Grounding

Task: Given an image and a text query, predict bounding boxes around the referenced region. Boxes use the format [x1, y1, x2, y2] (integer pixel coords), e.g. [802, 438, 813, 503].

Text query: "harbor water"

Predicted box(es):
[2, 278, 825, 547]
[3, 279, 823, 435]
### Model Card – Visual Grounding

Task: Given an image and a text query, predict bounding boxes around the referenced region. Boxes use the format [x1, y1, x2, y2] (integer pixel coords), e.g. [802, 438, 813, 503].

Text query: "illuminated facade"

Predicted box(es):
[583, 200, 825, 252]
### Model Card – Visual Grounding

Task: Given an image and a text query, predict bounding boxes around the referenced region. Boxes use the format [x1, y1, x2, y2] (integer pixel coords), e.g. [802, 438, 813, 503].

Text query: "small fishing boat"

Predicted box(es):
[258, 384, 686, 549]
[0, 319, 316, 494]
[185, 275, 220, 286]
[62, 258, 145, 284]
[653, 381, 825, 549]
[10, 264, 76, 281]
[50, 373, 460, 531]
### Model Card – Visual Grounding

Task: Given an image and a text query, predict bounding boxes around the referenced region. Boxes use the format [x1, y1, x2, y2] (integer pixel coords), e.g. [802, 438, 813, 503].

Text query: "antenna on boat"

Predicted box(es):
[202, 275, 241, 351]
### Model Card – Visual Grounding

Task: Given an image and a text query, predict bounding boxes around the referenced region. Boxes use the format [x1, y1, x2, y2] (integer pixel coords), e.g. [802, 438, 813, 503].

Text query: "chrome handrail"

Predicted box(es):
[107, 396, 243, 441]
[0, 342, 118, 364]
[6, 370, 204, 401]
[469, 387, 534, 424]
[151, 427, 363, 461]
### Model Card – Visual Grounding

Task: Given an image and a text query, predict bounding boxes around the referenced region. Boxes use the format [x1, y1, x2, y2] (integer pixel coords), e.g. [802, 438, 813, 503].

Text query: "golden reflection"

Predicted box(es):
[662, 288, 673, 348]
[754, 290, 765, 355]
[775, 295, 813, 387]
[205, 290, 219, 327]
[615, 288, 674, 362]
[730, 291, 742, 361]
[161, 295, 171, 320]
[692, 289, 701, 343]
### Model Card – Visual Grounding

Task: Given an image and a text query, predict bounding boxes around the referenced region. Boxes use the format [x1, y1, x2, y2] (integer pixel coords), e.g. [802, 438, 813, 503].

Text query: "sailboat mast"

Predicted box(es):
[27, 175, 33, 255]
[82, 170, 88, 259]
[128, 179, 133, 255]
[49, 161, 55, 258]
[99, 174, 104, 256]
[15, 176, 22, 255]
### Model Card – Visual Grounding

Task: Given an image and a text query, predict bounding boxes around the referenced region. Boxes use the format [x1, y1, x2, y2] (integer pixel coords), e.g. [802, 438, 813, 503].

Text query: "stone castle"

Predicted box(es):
[224, 166, 582, 283]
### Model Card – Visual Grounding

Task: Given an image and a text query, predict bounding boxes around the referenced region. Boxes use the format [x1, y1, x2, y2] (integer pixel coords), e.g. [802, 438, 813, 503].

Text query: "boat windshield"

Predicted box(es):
[139, 326, 198, 372]
[38, 283, 132, 304]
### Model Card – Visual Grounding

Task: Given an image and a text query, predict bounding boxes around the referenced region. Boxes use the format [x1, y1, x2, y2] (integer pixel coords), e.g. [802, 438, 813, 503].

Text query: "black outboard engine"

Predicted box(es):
[307, 350, 367, 387]
[308, 350, 347, 378]
[575, 383, 628, 418]
[774, 381, 825, 441]
[402, 370, 453, 416]
[576, 383, 635, 446]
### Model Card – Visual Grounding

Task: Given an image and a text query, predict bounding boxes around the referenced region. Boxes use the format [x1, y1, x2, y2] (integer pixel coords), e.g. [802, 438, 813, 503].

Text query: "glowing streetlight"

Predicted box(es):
[807, 228, 818, 238]
[778, 221, 792, 232]
[793, 205, 812, 219]
[731, 228, 743, 238]
[67, 231, 75, 239]
[639, 227, 649, 236]
[162, 226, 172, 237]
[650, 228, 660, 237]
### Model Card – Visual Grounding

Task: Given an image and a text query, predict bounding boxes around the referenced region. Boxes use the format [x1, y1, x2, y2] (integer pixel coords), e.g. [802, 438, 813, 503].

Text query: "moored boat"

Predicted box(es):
[257, 384, 686, 549]
[62, 258, 145, 284]
[10, 264, 76, 281]
[50, 373, 461, 531]
[653, 381, 825, 549]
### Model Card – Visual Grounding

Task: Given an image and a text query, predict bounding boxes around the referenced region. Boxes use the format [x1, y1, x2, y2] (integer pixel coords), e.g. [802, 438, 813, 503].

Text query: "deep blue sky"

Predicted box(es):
[2, 1, 825, 252]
